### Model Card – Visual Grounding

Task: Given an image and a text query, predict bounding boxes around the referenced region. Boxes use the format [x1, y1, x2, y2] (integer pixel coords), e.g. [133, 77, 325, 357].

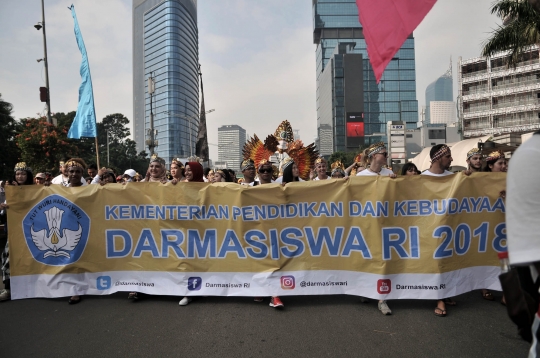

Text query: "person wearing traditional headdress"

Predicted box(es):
[211, 169, 231, 183]
[241, 141, 284, 307]
[275, 158, 303, 184]
[48, 158, 88, 303]
[483, 150, 508, 173]
[422, 144, 453, 177]
[142, 155, 168, 183]
[313, 157, 329, 180]
[272, 120, 294, 168]
[421, 145, 457, 316]
[52, 160, 88, 186]
[170, 158, 186, 183]
[357, 142, 396, 178]
[240, 159, 259, 186]
[345, 154, 366, 176]
[465, 147, 483, 173]
[0, 162, 35, 301]
[330, 161, 346, 178]
[355, 144, 395, 315]
[204, 168, 214, 182]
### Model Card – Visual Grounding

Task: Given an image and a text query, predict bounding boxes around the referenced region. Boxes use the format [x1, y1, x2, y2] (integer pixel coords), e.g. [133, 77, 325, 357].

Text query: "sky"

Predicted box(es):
[0, 0, 502, 161]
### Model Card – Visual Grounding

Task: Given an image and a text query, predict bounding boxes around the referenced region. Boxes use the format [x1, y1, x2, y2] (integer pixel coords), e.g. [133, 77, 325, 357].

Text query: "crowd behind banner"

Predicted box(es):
[0, 138, 512, 320]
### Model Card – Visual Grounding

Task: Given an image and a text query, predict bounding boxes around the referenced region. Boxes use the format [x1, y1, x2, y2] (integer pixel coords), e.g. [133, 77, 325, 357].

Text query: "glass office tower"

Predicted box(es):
[133, 0, 199, 165]
[313, 0, 418, 154]
[425, 63, 453, 124]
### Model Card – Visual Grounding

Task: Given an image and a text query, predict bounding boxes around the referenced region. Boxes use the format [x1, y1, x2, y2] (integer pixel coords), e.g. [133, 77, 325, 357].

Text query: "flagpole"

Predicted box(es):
[95, 137, 100, 168]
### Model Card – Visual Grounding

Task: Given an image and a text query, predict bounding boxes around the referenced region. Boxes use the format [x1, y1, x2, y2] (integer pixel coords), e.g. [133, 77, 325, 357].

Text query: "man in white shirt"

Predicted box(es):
[421, 144, 454, 177]
[51, 160, 88, 186]
[421, 144, 455, 317]
[313, 157, 329, 180]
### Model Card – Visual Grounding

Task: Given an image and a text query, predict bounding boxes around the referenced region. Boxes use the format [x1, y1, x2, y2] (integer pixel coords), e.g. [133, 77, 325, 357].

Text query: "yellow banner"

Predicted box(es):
[7, 173, 506, 299]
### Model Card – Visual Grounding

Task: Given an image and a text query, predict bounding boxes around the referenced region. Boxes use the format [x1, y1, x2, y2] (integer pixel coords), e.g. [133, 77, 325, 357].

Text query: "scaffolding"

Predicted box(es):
[458, 45, 540, 137]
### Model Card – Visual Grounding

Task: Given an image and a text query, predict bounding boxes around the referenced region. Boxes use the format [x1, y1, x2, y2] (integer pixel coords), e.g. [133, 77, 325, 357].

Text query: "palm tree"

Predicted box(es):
[482, 0, 540, 68]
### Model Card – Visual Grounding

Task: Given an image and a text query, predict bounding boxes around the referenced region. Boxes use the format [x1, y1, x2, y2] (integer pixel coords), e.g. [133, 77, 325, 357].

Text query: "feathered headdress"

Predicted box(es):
[287, 141, 319, 181]
[331, 161, 346, 177]
[243, 134, 276, 169]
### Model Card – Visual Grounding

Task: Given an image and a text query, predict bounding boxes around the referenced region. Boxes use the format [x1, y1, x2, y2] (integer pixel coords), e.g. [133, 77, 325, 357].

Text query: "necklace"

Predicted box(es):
[367, 166, 382, 175]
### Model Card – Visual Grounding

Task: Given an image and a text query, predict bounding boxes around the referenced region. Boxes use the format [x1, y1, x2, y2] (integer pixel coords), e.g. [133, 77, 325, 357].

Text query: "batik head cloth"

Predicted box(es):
[467, 148, 482, 160]
[431, 145, 450, 162]
[366, 142, 386, 158]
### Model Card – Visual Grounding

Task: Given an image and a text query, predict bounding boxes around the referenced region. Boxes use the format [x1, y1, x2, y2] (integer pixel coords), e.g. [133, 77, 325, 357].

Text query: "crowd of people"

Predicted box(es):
[0, 140, 509, 317]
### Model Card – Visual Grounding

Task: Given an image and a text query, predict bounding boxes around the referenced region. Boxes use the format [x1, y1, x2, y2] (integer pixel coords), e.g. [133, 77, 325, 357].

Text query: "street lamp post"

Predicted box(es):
[35, 0, 52, 125]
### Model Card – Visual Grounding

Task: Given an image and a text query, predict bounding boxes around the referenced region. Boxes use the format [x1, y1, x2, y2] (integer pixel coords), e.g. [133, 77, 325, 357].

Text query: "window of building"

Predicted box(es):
[428, 130, 445, 140]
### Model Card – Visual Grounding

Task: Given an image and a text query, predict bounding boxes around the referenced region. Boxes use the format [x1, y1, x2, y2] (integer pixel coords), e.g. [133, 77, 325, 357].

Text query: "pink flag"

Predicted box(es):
[356, 0, 437, 83]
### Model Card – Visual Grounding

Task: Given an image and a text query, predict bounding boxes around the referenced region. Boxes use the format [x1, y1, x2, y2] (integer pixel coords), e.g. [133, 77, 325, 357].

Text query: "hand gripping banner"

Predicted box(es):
[6, 173, 506, 300]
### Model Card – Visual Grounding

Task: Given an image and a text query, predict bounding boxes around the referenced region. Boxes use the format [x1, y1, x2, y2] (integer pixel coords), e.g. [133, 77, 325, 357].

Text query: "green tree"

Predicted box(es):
[482, 0, 540, 67]
[0, 94, 21, 179]
[16, 117, 79, 174]
[95, 113, 148, 174]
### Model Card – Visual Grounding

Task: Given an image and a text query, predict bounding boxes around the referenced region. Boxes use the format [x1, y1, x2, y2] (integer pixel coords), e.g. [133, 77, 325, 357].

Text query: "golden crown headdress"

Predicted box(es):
[14, 162, 32, 172]
[486, 150, 505, 162]
[274, 120, 294, 143]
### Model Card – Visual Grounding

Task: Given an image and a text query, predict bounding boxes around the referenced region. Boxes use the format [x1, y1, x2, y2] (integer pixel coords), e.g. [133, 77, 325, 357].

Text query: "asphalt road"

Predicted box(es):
[0, 289, 530, 358]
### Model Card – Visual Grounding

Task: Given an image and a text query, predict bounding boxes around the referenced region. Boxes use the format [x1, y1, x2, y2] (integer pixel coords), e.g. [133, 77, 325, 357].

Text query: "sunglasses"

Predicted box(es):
[259, 168, 273, 174]
[36, 177, 45, 180]
[379, 152, 388, 157]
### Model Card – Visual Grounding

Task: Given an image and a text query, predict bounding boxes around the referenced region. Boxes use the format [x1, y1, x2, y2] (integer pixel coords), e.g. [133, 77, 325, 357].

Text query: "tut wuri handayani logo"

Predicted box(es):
[23, 194, 90, 266]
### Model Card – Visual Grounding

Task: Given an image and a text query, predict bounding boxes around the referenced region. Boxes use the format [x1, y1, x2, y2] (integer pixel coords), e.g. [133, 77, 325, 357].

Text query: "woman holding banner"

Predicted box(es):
[178, 161, 205, 306]
[142, 156, 168, 183]
[170, 159, 186, 183]
[0, 162, 35, 302]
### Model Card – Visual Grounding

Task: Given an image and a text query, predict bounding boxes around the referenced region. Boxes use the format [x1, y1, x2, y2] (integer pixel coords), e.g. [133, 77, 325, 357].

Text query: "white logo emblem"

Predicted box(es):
[31, 207, 83, 258]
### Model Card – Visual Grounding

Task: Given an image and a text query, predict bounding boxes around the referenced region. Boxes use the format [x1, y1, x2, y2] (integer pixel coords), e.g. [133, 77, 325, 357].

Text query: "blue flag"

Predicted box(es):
[68, 5, 97, 139]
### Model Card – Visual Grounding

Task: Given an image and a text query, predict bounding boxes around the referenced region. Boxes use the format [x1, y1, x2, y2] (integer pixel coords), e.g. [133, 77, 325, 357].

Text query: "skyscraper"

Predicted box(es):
[133, 0, 199, 165]
[218, 125, 246, 172]
[425, 60, 453, 124]
[313, 0, 419, 155]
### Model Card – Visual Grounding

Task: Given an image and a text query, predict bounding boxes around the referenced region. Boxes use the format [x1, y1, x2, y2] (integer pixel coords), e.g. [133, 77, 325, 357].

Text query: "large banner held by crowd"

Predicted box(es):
[7, 174, 506, 300]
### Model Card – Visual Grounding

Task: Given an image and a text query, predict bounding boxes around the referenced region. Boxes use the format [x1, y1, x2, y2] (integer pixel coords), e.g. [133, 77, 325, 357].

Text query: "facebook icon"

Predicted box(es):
[97, 276, 111, 290]
[188, 277, 202, 291]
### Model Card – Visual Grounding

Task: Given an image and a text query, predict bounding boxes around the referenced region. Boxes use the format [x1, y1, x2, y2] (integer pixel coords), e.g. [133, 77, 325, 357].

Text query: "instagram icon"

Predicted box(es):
[280, 276, 296, 290]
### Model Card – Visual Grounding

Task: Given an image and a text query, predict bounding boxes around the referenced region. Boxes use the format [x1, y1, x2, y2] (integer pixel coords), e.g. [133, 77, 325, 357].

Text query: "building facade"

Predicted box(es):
[313, 0, 419, 155]
[425, 61, 453, 124]
[429, 101, 457, 125]
[458, 45, 540, 138]
[218, 125, 246, 172]
[133, 0, 199, 165]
